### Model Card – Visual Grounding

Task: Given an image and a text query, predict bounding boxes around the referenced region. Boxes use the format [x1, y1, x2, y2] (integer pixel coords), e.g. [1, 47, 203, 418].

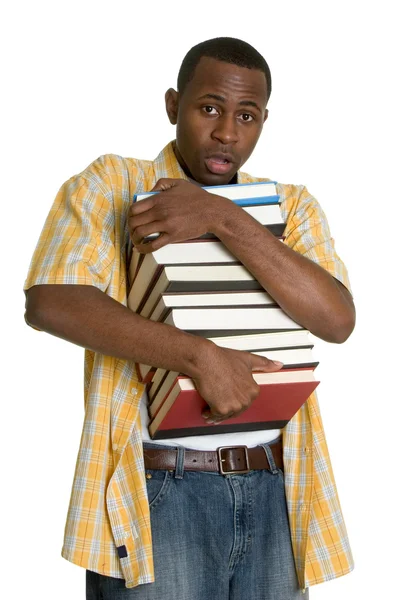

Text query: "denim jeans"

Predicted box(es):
[86, 439, 308, 600]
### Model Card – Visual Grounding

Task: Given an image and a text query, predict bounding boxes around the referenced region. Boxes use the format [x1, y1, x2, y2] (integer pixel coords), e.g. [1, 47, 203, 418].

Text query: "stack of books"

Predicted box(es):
[127, 182, 319, 439]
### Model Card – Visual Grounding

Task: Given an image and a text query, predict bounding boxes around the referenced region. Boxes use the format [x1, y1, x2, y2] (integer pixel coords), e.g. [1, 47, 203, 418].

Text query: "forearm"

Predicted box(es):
[211, 202, 355, 343]
[24, 284, 209, 376]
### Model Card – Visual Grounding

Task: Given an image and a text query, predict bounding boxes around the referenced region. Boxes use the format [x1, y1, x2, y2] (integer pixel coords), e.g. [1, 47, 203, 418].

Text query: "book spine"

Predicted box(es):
[150, 420, 289, 439]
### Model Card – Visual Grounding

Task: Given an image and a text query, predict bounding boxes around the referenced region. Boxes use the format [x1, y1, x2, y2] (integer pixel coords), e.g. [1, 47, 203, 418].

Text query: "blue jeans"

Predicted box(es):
[86, 439, 308, 600]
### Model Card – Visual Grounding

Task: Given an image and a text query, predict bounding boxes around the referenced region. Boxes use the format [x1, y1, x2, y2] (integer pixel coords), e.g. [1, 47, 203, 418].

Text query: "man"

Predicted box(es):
[24, 37, 355, 599]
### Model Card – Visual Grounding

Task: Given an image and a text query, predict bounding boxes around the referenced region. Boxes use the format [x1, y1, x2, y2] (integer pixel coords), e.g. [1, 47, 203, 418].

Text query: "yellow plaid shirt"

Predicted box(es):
[24, 141, 354, 589]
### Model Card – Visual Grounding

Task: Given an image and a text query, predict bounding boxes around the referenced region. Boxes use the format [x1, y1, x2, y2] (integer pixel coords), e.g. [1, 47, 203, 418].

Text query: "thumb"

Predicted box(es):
[248, 353, 283, 372]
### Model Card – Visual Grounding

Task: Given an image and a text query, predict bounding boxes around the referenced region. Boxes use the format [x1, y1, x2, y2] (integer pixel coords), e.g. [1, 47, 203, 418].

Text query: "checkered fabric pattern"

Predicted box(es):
[24, 141, 354, 589]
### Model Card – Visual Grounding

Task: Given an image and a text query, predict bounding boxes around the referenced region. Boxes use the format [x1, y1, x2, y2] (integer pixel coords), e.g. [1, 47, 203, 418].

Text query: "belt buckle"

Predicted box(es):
[217, 445, 250, 475]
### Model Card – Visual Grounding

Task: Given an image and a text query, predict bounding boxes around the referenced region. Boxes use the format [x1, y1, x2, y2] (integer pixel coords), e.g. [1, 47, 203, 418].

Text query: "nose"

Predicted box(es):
[211, 115, 239, 145]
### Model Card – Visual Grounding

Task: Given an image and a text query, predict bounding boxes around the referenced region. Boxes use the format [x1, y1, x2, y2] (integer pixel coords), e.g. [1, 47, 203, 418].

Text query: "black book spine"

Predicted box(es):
[151, 420, 289, 439]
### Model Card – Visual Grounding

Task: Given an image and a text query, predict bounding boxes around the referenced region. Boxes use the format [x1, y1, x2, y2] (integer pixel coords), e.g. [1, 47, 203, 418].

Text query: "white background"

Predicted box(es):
[1, 0, 399, 597]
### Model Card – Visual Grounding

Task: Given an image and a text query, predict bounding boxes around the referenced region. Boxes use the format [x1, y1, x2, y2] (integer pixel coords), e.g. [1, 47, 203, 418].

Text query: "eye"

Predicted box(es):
[203, 106, 218, 115]
[239, 113, 254, 122]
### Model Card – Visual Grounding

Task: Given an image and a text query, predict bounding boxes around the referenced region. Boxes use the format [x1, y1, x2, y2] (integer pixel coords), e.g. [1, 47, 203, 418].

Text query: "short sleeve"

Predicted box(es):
[280, 185, 352, 293]
[24, 167, 115, 293]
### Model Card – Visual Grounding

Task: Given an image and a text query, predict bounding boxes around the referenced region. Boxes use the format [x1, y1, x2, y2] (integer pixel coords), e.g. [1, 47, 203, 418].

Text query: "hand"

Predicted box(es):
[128, 178, 230, 253]
[192, 344, 283, 424]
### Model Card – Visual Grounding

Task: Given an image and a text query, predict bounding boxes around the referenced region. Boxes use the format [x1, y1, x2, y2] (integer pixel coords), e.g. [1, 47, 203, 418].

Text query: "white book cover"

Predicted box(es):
[150, 290, 274, 321]
[164, 307, 302, 331]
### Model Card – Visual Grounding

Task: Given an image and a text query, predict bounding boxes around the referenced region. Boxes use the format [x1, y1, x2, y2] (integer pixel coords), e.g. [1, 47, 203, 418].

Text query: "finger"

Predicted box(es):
[202, 410, 234, 424]
[130, 196, 156, 216]
[248, 353, 283, 372]
[149, 232, 171, 252]
[128, 207, 159, 231]
[202, 402, 242, 422]
[130, 222, 165, 245]
[134, 232, 170, 254]
[203, 407, 251, 424]
[202, 409, 234, 420]
[150, 178, 181, 192]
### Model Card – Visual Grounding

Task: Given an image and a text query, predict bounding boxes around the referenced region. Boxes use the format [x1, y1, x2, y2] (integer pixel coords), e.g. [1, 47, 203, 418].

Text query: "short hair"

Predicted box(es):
[177, 37, 272, 101]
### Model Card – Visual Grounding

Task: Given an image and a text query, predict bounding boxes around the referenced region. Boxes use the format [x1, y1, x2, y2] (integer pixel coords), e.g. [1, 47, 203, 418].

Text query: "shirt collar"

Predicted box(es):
[153, 141, 190, 182]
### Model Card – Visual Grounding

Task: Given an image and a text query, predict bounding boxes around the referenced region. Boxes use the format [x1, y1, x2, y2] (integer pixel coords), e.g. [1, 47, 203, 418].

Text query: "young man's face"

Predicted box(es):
[166, 56, 269, 186]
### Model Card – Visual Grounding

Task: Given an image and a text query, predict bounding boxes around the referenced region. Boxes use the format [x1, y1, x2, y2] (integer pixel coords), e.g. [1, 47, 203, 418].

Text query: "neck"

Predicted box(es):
[172, 141, 238, 185]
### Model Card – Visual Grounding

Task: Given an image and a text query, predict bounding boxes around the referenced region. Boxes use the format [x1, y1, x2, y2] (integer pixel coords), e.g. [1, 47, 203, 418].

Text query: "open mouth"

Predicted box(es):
[205, 157, 233, 175]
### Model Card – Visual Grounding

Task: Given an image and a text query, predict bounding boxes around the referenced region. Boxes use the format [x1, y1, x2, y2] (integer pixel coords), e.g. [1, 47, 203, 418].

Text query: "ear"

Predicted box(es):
[165, 88, 179, 125]
[263, 108, 269, 124]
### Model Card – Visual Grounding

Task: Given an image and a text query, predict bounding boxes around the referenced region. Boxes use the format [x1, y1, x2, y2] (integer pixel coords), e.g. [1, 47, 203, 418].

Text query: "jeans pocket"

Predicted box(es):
[145, 469, 173, 510]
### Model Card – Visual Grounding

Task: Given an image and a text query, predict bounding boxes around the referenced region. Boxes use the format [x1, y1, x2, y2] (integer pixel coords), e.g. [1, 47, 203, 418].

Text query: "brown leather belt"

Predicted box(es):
[143, 438, 283, 475]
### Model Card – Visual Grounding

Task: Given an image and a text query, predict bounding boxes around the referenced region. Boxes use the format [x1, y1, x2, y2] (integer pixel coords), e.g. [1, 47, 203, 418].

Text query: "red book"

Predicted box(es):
[148, 369, 319, 440]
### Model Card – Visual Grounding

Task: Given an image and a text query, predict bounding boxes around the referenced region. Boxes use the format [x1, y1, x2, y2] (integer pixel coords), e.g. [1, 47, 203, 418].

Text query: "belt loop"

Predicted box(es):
[260, 443, 279, 475]
[174, 446, 185, 479]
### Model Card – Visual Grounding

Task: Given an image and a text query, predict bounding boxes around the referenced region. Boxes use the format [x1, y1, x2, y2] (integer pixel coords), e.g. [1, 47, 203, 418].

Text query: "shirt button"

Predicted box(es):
[113, 444, 119, 452]
[131, 388, 138, 396]
[303, 447, 310, 454]
[124, 531, 130, 539]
